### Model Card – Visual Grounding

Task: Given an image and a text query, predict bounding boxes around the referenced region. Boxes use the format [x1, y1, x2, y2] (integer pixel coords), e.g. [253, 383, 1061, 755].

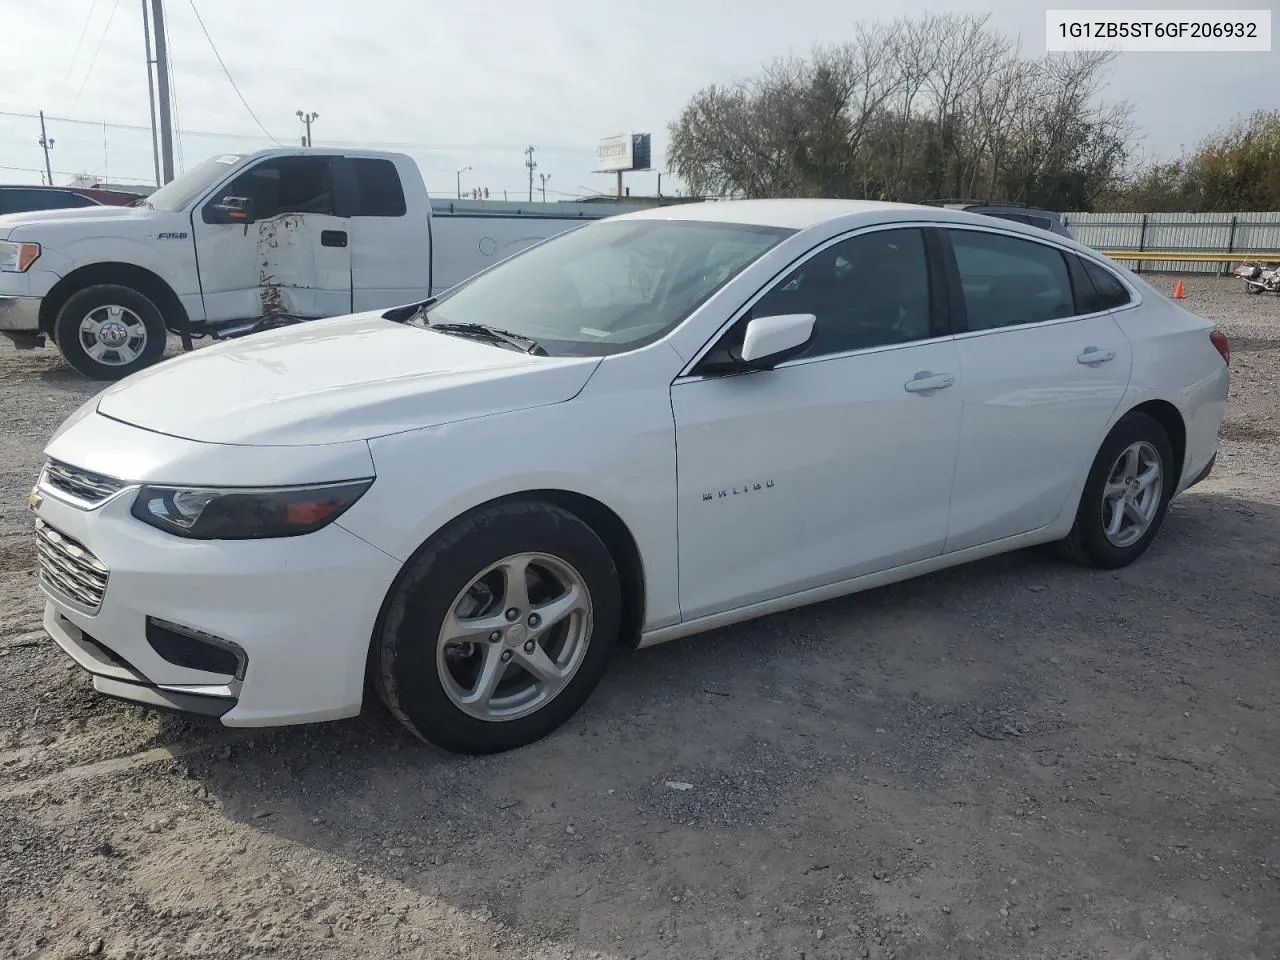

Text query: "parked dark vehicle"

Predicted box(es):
[0, 185, 144, 216]
[922, 199, 1073, 239]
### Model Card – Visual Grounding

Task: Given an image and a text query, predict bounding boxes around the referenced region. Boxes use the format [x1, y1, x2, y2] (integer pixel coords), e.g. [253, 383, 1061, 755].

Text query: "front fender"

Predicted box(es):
[337, 388, 681, 631]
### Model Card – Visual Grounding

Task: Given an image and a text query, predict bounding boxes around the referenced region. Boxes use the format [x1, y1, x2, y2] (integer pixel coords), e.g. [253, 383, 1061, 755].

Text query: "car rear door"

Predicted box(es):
[939, 226, 1133, 553]
[671, 225, 964, 621]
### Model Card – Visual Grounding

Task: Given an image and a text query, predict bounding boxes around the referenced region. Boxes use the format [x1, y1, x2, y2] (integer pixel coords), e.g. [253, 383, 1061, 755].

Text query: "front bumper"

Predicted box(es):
[32, 475, 403, 727]
[0, 295, 41, 332]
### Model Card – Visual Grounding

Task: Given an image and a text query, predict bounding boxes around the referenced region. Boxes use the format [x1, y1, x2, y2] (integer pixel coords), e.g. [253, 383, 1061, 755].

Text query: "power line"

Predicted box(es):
[63, 0, 103, 85]
[72, 0, 122, 106]
[185, 0, 281, 145]
[0, 162, 153, 183]
[0, 111, 596, 155]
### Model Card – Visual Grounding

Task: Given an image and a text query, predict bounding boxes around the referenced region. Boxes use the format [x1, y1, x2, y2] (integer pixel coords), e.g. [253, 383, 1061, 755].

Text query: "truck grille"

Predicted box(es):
[36, 517, 109, 612]
[42, 459, 126, 506]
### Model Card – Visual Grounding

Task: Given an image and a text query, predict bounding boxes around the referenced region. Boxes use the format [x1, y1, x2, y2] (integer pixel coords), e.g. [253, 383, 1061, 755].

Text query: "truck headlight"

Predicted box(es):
[0, 241, 40, 272]
[131, 479, 374, 540]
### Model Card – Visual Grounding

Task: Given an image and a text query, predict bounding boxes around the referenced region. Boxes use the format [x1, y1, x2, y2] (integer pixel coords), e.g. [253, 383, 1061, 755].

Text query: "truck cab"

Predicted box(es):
[0, 148, 611, 380]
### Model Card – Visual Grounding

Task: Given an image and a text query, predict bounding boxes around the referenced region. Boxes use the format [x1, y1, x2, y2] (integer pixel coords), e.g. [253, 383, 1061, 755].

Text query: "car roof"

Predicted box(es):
[614, 197, 1067, 235]
[615, 198, 928, 230]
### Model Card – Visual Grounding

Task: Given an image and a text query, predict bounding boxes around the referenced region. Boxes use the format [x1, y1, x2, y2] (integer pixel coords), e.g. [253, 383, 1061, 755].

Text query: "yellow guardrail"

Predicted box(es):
[1099, 251, 1280, 263]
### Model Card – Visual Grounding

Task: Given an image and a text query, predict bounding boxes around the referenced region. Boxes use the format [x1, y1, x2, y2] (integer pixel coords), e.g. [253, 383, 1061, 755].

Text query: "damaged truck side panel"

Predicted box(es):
[0, 147, 638, 380]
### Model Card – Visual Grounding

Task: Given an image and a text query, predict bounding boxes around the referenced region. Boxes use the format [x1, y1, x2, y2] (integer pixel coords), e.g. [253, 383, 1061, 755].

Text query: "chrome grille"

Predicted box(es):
[42, 459, 126, 507]
[35, 518, 109, 612]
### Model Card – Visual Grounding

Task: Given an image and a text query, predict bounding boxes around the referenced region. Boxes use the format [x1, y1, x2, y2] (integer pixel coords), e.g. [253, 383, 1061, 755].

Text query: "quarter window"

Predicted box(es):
[1082, 258, 1132, 310]
[749, 228, 933, 358]
[948, 229, 1074, 331]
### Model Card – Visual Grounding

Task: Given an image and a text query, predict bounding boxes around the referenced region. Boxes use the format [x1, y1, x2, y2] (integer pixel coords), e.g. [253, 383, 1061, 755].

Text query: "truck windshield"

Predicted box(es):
[143, 155, 245, 211]
[416, 219, 794, 357]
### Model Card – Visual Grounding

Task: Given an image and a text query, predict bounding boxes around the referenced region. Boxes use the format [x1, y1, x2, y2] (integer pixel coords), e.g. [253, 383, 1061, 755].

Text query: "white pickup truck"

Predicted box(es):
[0, 148, 631, 379]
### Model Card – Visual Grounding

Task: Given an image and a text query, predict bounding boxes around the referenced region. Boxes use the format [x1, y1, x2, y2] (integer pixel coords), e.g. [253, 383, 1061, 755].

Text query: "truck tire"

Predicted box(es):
[53, 284, 168, 380]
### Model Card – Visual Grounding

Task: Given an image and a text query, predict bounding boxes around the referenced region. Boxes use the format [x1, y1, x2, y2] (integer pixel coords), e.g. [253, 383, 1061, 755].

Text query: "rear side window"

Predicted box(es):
[351, 158, 406, 217]
[1082, 258, 1132, 310]
[948, 229, 1074, 331]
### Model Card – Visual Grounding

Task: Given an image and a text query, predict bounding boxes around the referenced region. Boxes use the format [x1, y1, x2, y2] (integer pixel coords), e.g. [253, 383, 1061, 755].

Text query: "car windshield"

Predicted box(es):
[143, 154, 244, 211]
[414, 218, 794, 356]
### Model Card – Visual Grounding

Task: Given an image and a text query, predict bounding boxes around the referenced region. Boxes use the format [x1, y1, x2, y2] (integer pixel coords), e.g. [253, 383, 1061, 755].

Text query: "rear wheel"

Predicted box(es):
[372, 499, 622, 754]
[1059, 411, 1175, 569]
[53, 284, 167, 380]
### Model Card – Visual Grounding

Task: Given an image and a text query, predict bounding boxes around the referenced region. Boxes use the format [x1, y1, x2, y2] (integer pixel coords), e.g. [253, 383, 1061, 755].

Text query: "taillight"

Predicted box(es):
[1210, 330, 1230, 366]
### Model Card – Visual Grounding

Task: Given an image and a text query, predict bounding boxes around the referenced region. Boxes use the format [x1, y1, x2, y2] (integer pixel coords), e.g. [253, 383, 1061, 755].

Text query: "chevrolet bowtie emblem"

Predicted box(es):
[28, 487, 42, 511]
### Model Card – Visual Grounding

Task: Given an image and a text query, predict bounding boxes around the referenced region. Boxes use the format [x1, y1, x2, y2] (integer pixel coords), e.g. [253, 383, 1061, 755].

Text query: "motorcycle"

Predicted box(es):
[1232, 260, 1280, 295]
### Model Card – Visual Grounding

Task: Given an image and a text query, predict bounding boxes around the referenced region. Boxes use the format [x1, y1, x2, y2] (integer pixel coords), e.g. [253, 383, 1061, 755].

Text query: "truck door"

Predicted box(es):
[192, 154, 352, 322]
[345, 157, 432, 311]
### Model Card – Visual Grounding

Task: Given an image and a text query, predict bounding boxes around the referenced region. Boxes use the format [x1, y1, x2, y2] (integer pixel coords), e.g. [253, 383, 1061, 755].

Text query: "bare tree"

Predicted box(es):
[667, 13, 1134, 210]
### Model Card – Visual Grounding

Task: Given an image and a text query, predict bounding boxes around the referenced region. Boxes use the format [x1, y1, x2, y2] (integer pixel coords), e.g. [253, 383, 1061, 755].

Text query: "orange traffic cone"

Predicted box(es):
[1172, 279, 1185, 299]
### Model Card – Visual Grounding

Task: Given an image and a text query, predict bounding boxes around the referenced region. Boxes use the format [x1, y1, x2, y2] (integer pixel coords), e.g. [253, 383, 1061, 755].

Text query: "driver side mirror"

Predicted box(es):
[698, 313, 816, 375]
[203, 196, 255, 225]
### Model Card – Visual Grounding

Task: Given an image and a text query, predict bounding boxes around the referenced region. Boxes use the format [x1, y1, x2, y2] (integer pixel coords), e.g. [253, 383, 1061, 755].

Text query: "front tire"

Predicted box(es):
[53, 284, 168, 380]
[1059, 411, 1175, 569]
[372, 499, 622, 755]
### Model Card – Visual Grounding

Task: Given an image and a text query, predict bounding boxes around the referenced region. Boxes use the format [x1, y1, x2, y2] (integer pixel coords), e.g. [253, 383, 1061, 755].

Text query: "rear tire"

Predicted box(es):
[372, 499, 622, 755]
[53, 284, 167, 380]
[1058, 411, 1175, 569]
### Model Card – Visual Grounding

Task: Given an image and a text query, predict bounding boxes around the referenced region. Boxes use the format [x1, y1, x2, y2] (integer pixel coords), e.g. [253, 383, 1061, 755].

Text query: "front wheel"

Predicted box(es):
[372, 499, 622, 754]
[53, 284, 168, 380]
[1058, 411, 1175, 569]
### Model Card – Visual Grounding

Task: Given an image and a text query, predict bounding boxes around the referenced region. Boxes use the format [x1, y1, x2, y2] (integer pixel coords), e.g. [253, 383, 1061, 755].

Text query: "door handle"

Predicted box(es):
[903, 371, 955, 394]
[1076, 347, 1116, 365]
[321, 230, 348, 248]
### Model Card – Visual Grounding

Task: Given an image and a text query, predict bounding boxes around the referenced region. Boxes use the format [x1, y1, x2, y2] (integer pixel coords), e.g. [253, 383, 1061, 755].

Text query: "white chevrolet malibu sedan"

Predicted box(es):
[31, 200, 1229, 754]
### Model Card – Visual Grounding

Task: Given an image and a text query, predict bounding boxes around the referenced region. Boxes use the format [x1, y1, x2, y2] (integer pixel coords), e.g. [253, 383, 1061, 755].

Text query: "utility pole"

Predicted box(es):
[141, 0, 161, 187]
[456, 165, 471, 200]
[524, 145, 537, 203]
[38, 111, 54, 185]
[296, 110, 318, 147]
[151, 0, 175, 184]
[539, 173, 550, 203]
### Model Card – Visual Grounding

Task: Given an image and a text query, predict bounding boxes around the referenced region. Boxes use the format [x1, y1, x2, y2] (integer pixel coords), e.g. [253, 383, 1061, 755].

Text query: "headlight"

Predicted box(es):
[130, 479, 373, 540]
[0, 241, 40, 272]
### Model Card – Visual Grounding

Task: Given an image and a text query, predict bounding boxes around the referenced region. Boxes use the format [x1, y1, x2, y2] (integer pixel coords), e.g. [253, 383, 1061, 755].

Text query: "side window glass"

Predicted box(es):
[750, 228, 932, 359]
[352, 158, 406, 217]
[219, 157, 336, 219]
[949, 230, 1074, 331]
[1083, 259, 1132, 309]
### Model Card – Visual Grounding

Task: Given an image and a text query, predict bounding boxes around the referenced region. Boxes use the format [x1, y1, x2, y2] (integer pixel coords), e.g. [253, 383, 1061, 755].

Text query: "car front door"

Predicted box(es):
[192, 155, 352, 322]
[671, 226, 964, 622]
[939, 226, 1134, 553]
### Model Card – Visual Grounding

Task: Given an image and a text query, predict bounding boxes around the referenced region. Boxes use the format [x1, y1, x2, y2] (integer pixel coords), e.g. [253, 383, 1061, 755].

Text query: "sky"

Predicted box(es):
[0, 0, 1275, 200]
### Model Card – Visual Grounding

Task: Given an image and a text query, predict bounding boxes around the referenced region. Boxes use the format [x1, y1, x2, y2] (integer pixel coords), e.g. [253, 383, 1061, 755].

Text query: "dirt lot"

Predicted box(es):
[1, 275, 1278, 960]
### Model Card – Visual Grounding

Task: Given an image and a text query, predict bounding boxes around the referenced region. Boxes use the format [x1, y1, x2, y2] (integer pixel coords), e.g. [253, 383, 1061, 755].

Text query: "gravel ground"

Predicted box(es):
[1, 275, 1278, 960]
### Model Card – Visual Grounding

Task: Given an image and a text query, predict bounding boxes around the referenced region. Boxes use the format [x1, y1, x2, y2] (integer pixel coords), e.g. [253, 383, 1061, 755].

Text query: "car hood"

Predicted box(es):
[94, 312, 602, 446]
[0, 205, 153, 230]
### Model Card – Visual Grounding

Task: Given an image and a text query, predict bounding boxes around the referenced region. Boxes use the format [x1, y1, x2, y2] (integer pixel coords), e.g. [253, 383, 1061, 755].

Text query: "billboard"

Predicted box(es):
[596, 133, 652, 172]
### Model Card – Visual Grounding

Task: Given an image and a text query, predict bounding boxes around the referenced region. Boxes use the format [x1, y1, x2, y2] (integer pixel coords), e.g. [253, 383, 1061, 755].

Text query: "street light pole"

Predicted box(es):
[539, 172, 550, 202]
[457, 165, 471, 199]
[296, 110, 318, 147]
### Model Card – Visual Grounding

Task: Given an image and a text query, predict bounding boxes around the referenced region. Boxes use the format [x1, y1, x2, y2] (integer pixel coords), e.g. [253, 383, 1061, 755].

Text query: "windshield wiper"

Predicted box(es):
[428, 322, 547, 356]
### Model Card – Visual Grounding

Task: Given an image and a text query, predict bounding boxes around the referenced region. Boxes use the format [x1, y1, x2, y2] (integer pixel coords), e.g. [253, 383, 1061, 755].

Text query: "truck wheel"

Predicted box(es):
[53, 284, 167, 380]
